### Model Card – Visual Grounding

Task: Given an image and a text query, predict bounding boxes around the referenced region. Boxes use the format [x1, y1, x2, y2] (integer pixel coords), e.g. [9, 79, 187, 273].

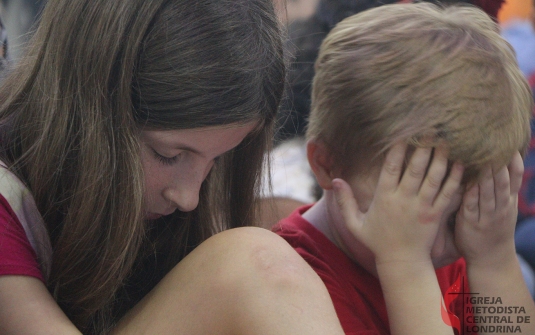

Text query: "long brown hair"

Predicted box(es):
[0, 0, 285, 333]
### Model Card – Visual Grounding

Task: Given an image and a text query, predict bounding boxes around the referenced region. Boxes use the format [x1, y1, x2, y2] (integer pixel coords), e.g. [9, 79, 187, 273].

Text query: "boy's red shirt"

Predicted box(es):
[273, 205, 473, 335]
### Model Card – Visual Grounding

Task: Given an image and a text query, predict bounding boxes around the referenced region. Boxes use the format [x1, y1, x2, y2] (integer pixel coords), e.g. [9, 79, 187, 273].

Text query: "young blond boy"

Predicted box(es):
[273, 3, 535, 334]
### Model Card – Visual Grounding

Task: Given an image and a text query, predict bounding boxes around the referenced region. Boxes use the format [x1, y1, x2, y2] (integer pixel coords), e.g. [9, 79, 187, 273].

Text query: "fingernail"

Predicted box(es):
[332, 178, 342, 192]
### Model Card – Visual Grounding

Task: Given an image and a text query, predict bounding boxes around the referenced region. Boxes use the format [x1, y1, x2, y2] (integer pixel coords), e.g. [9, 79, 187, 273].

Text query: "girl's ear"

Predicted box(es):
[307, 139, 336, 190]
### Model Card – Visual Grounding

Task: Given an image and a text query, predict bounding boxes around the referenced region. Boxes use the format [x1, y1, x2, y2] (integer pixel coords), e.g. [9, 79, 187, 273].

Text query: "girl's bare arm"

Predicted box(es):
[0, 276, 82, 335]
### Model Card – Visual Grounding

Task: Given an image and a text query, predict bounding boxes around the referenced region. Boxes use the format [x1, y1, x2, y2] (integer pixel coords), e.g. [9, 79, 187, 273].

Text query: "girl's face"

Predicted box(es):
[139, 122, 257, 220]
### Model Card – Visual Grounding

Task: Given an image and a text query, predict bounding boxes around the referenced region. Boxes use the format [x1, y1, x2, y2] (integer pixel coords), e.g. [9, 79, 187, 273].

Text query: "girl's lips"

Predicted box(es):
[145, 208, 177, 220]
[145, 213, 163, 220]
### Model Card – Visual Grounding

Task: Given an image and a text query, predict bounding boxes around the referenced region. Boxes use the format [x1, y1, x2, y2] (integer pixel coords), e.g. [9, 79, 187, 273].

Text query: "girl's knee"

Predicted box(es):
[195, 227, 316, 284]
[116, 227, 335, 334]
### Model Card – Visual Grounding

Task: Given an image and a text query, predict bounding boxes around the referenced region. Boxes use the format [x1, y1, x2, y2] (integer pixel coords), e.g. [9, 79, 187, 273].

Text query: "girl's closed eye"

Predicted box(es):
[152, 149, 182, 166]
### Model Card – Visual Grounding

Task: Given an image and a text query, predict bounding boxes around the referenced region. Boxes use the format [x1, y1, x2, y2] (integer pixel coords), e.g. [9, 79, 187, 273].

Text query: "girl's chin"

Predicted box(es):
[145, 213, 163, 220]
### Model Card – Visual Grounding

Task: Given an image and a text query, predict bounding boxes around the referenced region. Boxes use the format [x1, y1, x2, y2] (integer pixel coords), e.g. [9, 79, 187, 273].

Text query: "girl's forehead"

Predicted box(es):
[140, 122, 258, 154]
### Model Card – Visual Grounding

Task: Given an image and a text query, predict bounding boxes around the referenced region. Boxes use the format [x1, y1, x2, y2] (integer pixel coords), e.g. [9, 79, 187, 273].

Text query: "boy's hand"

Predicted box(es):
[333, 142, 464, 265]
[455, 152, 523, 268]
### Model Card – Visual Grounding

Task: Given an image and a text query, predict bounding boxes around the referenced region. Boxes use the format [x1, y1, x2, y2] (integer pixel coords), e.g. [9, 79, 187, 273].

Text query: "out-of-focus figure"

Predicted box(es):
[0, 0, 46, 62]
[501, 0, 535, 78]
[501, 0, 535, 293]
[0, 14, 8, 74]
[274, 0, 319, 24]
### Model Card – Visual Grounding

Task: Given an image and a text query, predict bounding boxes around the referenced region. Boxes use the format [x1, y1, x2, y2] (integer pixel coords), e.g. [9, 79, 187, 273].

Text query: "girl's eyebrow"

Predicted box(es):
[173, 144, 201, 155]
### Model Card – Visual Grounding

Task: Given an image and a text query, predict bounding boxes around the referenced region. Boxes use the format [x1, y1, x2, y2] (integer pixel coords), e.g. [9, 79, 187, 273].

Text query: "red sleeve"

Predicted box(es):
[0, 194, 45, 282]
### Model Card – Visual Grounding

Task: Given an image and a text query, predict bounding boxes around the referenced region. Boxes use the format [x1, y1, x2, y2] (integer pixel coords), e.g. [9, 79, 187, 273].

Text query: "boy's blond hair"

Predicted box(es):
[307, 3, 533, 183]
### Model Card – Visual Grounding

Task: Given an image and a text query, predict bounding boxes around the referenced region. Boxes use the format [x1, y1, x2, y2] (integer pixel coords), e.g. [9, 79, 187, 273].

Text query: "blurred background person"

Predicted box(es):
[501, 0, 535, 78]
[0, 14, 8, 75]
[274, 0, 319, 24]
[508, 0, 535, 295]
[0, 0, 45, 62]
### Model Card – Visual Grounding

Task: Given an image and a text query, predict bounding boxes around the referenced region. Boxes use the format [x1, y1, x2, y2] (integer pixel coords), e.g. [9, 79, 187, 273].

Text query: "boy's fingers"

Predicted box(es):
[399, 147, 432, 195]
[419, 147, 449, 206]
[332, 178, 362, 231]
[479, 166, 496, 212]
[493, 165, 510, 210]
[433, 162, 463, 211]
[459, 184, 479, 224]
[377, 142, 407, 193]
[509, 152, 524, 195]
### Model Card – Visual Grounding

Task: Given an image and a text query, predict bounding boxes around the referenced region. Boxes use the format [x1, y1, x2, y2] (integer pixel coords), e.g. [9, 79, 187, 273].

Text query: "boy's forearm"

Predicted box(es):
[466, 254, 535, 335]
[376, 261, 455, 335]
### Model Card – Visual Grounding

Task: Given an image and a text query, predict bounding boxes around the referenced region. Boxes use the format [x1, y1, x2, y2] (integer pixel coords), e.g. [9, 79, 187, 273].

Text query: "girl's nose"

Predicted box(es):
[163, 159, 215, 212]
[163, 185, 200, 213]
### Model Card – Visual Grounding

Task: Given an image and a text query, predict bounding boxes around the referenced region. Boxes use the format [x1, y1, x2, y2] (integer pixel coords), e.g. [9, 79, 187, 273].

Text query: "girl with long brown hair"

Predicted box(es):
[0, 0, 344, 334]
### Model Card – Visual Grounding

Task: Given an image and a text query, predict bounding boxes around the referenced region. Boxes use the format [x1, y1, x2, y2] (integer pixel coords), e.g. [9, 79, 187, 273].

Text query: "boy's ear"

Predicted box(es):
[307, 139, 336, 190]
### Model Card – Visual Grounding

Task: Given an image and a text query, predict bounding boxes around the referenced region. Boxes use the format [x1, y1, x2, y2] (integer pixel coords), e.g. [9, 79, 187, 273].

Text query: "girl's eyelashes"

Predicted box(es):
[152, 149, 181, 166]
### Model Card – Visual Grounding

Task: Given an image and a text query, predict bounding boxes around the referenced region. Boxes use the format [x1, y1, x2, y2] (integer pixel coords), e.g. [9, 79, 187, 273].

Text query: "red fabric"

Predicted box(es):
[0, 193, 44, 282]
[471, 0, 505, 20]
[274, 205, 471, 335]
[529, 72, 535, 89]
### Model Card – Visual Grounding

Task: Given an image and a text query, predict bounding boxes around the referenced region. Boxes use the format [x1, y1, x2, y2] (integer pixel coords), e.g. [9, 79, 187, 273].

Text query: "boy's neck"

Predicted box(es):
[303, 193, 378, 277]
